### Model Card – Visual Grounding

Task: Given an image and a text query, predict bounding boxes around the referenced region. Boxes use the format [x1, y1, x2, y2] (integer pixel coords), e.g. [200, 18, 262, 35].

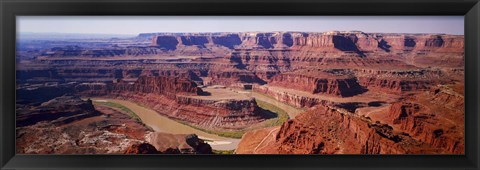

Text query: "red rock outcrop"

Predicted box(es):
[124, 143, 160, 154]
[74, 75, 203, 97]
[111, 76, 202, 99]
[16, 31, 465, 155]
[145, 132, 212, 154]
[358, 77, 432, 94]
[206, 69, 266, 85]
[268, 70, 366, 97]
[150, 34, 232, 56]
[386, 87, 464, 154]
[16, 96, 101, 127]
[17, 31, 464, 85]
[74, 76, 268, 130]
[109, 92, 266, 130]
[237, 106, 444, 154]
[377, 34, 464, 52]
[16, 98, 152, 154]
[355, 69, 445, 94]
[254, 85, 326, 108]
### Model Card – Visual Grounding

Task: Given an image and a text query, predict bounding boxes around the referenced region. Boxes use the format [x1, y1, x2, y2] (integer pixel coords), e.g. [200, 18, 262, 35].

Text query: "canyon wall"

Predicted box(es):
[16, 95, 153, 154]
[268, 71, 366, 97]
[111, 76, 202, 99]
[19, 31, 464, 86]
[150, 32, 463, 53]
[237, 105, 452, 154]
[16, 96, 101, 127]
[385, 86, 464, 154]
[254, 85, 325, 108]
[37, 32, 464, 67]
[74, 76, 268, 130]
[17, 31, 465, 154]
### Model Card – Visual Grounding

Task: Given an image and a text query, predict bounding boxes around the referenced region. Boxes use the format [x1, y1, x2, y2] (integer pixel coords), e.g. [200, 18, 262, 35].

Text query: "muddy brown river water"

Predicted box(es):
[91, 98, 240, 151]
[90, 90, 304, 151]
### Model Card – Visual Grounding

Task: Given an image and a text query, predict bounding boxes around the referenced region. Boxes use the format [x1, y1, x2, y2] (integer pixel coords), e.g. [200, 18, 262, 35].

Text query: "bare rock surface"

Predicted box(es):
[16, 31, 465, 154]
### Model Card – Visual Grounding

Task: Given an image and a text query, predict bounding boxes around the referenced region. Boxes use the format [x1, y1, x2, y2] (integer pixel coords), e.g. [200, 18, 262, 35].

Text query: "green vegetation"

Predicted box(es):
[256, 99, 290, 127]
[177, 121, 245, 139]
[136, 102, 246, 138]
[94, 101, 141, 122]
[213, 149, 236, 154]
[93, 101, 153, 131]
[98, 100, 245, 138]
[92, 97, 289, 139]
[251, 91, 306, 111]
[177, 99, 291, 139]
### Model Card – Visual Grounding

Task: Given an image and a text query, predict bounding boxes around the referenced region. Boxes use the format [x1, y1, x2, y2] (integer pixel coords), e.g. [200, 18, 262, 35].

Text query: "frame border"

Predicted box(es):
[1, 0, 479, 169]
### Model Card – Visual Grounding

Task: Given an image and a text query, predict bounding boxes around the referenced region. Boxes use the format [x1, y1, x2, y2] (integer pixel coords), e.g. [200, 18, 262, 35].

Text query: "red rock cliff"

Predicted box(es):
[387, 100, 464, 154]
[237, 105, 453, 154]
[150, 32, 463, 54]
[112, 76, 202, 99]
[269, 70, 366, 97]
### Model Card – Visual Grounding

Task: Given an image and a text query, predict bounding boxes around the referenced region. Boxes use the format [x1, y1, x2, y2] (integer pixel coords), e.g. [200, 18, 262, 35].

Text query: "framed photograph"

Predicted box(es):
[1, 0, 479, 169]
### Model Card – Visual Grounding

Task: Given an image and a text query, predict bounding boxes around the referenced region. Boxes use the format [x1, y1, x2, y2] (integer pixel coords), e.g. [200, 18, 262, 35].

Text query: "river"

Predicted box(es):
[236, 90, 305, 118]
[91, 98, 240, 151]
[90, 90, 304, 151]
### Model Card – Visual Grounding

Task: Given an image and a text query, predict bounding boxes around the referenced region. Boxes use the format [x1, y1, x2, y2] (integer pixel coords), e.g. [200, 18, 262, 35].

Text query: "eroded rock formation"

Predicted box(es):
[385, 87, 464, 154]
[74, 76, 268, 130]
[16, 96, 101, 127]
[16, 96, 151, 154]
[237, 106, 450, 154]
[16, 30, 465, 154]
[124, 143, 161, 154]
[268, 69, 366, 97]
[111, 76, 203, 98]
[145, 133, 212, 154]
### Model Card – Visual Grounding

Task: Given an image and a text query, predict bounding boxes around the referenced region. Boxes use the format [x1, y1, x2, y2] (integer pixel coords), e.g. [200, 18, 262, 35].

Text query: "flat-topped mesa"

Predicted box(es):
[220, 32, 463, 71]
[149, 34, 238, 57]
[112, 76, 203, 99]
[41, 46, 163, 58]
[75, 76, 268, 130]
[268, 69, 366, 97]
[149, 32, 463, 54]
[171, 86, 268, 129]
[16, 95, 100, 127]
[378, 34, 464, 53]
[355, 68, 445, 94]
[39, 32, 463, 61]
[253, 85, 327, 108]
[140, 69, 203, 82]
[206, 69, 266, 86]
[151, 33, 242, 50]
[151, 32, 368, 56]
[150, 32, 462, 70]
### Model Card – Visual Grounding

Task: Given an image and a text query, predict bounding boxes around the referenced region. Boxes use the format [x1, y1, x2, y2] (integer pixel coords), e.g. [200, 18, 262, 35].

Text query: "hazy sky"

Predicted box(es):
[17, 16, 464, 35]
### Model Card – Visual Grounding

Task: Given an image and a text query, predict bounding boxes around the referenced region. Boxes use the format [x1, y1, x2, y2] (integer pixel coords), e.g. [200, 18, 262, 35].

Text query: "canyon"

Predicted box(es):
[16, 31, 464, 154]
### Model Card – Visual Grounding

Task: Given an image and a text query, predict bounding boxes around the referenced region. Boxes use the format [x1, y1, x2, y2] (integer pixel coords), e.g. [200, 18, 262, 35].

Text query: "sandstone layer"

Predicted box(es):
[237, 105, 456, 154]
[16, 96, 150, 154]
[16, 31, 465, 154]
[75, 76, 268, 130]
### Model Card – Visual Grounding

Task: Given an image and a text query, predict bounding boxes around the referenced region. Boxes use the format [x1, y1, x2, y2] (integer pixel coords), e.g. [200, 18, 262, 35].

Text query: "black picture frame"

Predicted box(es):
[1, 0, 479, 169]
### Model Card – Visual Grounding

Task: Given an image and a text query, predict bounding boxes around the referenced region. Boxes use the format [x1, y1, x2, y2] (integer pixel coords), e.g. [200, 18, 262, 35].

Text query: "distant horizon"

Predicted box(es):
[17, 16, 464, 35]
[18, 30, 465, 37]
